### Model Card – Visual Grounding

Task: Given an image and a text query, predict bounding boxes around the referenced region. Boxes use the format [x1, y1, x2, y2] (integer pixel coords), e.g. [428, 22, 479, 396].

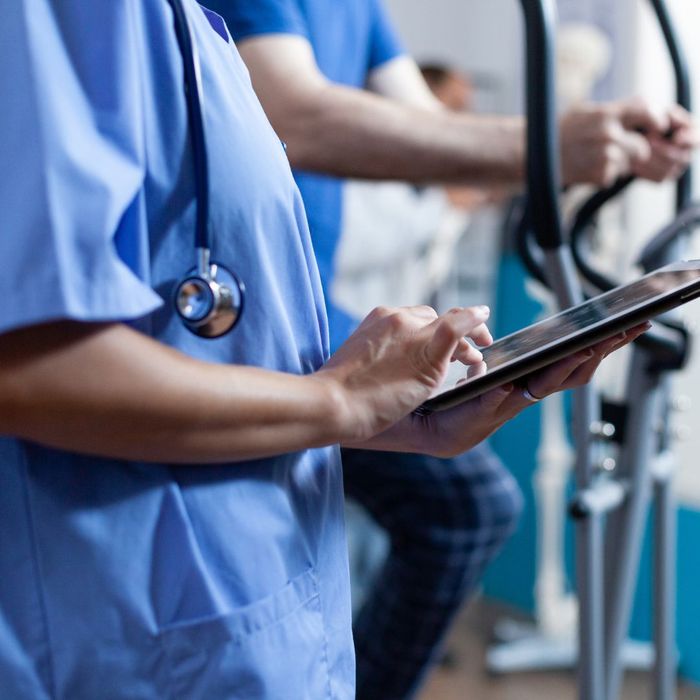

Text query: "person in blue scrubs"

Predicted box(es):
[0, 1, 653, 698]
[203, 1, 697, 697]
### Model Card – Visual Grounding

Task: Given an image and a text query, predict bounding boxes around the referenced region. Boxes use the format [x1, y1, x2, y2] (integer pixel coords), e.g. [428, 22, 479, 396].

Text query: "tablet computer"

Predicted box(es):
[419, 260, 700, 414]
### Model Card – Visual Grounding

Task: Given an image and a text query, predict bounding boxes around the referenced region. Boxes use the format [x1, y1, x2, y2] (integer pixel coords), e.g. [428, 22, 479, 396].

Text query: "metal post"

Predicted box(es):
[644, 3, 691, 692]
[518, 2, 600, 696]
[516, 3, 692, 699]
[543, 248, 601, 700]
[604, 350, 661, 700]
[654, 449, 678, 700]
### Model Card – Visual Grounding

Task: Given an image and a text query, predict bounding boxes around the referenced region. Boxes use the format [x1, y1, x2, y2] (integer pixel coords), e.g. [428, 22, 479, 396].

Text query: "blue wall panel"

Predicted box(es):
[483, 253, 543, 611]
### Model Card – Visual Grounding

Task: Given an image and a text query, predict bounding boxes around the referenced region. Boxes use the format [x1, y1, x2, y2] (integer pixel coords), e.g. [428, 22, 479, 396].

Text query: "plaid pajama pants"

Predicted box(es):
[342, 442, 523, 700]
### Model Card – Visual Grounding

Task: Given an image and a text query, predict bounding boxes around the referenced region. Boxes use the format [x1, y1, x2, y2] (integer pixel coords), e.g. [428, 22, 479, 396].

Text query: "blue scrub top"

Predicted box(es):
[0, 2, 353, 698]
[205, 0, 406, 351]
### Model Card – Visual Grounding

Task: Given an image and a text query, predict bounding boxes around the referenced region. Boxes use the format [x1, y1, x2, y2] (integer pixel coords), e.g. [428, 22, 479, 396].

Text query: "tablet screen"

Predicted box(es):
[429, 262, 700, 404]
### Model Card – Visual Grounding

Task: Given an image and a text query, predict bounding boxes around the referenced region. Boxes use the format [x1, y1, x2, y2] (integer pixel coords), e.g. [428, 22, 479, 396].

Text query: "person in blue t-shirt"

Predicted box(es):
[204, 0, 696, 698]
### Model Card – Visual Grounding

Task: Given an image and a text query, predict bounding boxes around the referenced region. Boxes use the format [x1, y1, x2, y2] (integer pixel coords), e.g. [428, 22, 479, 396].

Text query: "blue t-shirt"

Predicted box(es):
[0, 1, 352, 697]
[205, 0, 405, 350]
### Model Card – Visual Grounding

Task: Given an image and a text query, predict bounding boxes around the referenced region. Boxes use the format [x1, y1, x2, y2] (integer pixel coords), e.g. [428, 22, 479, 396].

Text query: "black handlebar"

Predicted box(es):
[569, 177, 634, 293]
[519, 0, 565, 252]
[639, 204, 700, 270]
[565, 0, 693, 292]
[515, 0, 694, 368]
[649, 0, 693, 212]
[518, 0, 698, 300]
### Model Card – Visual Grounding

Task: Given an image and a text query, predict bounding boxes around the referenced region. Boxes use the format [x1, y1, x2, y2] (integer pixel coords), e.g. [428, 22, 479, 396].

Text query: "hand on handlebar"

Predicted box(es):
[560, 98, 697, 187]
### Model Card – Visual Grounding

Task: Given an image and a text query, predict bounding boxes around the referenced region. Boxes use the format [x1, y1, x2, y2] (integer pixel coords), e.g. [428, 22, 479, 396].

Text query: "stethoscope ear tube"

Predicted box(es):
[165, 0, 246, 337]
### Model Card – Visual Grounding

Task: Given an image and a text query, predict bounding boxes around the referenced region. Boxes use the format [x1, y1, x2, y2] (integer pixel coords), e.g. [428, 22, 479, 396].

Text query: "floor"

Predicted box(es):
[417, 601, 700, 700]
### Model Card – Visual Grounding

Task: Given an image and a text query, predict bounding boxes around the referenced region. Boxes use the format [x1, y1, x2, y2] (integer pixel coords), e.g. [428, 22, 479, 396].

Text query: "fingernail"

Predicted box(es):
[477, 305, 490, 316]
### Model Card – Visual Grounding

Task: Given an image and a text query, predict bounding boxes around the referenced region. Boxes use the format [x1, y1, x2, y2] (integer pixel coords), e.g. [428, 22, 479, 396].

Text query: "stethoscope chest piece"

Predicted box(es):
[166, 0, 246, 339]
[175, 261, 245, 338]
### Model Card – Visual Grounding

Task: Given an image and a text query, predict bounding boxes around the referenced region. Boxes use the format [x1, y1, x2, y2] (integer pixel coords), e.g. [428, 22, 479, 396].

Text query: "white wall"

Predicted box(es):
[383, 0, 524, 114]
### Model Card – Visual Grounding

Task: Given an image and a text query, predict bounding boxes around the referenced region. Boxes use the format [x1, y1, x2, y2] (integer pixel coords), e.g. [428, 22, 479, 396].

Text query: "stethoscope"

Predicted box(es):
[167, 0, 245, 338]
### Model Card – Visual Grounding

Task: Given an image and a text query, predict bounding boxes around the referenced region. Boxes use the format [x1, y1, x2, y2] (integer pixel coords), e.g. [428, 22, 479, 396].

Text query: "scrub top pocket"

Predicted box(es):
[158, 567, 332, 699]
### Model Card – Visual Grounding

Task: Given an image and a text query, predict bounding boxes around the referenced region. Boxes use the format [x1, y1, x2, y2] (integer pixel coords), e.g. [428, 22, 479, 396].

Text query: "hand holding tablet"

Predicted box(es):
[328, 262, 699, 457]
[419, 260, 700, 414]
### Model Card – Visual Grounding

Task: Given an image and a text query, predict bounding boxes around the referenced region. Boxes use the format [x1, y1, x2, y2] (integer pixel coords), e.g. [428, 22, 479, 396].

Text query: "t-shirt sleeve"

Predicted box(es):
[203, 0, 310, 42]
[367, 0, 405, 70]
[0, 1, 163, 336]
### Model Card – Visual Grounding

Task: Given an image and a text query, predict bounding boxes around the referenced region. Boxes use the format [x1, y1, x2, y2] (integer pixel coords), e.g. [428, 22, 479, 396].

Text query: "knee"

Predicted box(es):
[435, 449, 524, 549]
[485, 469, 524, 544]
[455, 462, 523, 544]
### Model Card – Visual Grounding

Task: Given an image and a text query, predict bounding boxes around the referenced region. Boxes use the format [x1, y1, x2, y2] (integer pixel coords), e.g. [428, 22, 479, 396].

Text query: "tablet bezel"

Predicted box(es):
[419, 260, 700, 414]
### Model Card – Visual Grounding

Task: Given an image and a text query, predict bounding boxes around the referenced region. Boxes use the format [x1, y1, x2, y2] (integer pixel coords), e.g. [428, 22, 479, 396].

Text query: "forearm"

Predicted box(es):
[283, 83, 525, 185]
[0, 322, 345, 464]
[239, 37, 525, 186]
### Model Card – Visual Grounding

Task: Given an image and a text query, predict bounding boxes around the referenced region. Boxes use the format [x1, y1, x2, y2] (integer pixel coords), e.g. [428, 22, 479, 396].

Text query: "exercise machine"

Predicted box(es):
[490, 1, 696, 698]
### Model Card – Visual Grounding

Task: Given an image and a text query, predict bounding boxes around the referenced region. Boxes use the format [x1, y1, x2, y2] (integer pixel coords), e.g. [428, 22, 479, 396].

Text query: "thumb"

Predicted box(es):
[617, 99, 669, 134]
[618, 128, 652, 165]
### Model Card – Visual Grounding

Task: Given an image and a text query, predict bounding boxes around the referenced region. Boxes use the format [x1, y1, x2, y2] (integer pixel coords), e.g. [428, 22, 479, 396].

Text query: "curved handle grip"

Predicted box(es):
[568, 0, 693, 287]
[519, 0, 564, 251]
[649, 0, 693, 212]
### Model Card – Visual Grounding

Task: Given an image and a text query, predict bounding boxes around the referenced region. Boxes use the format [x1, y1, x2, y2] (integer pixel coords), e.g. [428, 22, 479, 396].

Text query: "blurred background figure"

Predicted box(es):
[421, 64, 475, 110]
[333, 64, 502, 324]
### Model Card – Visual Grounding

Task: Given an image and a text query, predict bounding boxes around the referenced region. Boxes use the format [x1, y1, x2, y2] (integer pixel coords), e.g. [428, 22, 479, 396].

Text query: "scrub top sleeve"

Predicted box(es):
[0, 1, 163, 337]
[367, 0, 406, 70]
[204, 0, 310, 42]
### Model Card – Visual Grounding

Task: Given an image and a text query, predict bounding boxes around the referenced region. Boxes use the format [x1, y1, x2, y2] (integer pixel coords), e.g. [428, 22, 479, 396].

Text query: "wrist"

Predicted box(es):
[341, 413, 440, 456]
[307, 370, 366, 445]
